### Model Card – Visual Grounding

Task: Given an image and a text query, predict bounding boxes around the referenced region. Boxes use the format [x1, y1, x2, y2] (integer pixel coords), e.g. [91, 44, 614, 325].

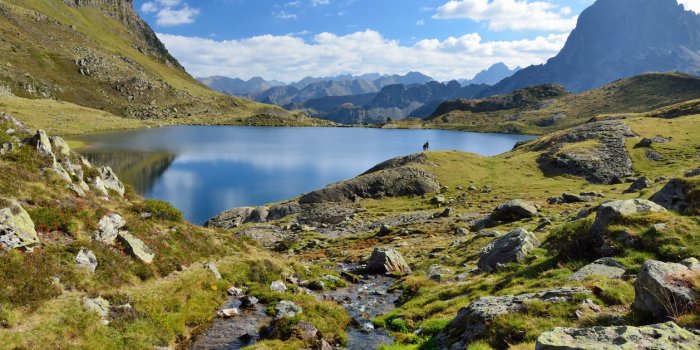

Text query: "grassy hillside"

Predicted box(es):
[0, 0, 328, 129]
[419, 72, 700, 135]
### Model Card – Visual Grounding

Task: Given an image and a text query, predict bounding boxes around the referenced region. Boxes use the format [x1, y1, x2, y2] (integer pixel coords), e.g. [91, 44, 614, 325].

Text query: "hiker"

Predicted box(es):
[423, 141, 430, 152]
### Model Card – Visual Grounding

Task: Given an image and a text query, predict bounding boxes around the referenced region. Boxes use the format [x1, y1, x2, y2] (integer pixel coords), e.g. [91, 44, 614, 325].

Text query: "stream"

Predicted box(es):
[189, 272, 401, 350]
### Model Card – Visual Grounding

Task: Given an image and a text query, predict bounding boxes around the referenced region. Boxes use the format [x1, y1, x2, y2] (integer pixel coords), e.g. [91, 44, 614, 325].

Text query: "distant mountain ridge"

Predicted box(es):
[197, 76, 284, 96]
[484, 0, 700, 95]
[460, 63, 520, 86]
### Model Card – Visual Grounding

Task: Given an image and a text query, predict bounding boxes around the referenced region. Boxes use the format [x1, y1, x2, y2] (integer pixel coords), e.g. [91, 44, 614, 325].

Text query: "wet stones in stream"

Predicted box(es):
[189, 297, 271, 350]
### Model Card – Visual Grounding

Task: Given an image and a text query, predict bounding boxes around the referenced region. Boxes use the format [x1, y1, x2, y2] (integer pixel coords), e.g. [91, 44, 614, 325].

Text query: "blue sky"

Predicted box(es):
[133, 0, 698, 82]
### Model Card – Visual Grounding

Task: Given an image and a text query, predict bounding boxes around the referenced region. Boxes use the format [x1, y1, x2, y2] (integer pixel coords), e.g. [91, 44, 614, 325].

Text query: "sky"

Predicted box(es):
[134, 0, 700, 82]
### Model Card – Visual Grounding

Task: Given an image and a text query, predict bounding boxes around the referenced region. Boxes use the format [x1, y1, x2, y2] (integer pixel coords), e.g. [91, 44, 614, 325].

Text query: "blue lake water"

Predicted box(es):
[76, 126, 534, 224]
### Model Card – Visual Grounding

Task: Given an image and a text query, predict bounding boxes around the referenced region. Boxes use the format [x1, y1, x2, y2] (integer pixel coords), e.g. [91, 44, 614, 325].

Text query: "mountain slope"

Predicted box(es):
[460, 62, 520, 86]
[428, 72, 700, 134]
[485, 0, 700, 94]
[0, 0, 282, 123]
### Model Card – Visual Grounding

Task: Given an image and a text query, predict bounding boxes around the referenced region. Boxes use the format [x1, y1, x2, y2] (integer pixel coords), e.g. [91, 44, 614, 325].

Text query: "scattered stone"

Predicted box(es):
[89, 176, 109, 197]
[685, 167, 700, 177]
[293, 321, 318, 341]
[267, 202, 302, 221]
[227, 287, 244, 297]
[436, 208, 452, 218]
[535, 322, 700, 350]
[116, 231, 154, 264]
[299, 167, 440, 204]
[83, 297, 110, 318]
[645, 149, 663, 161]
[623, 176, 652, 193]
[204, 261, 221, 279]
[536, 113, 566, 127]
[431, 195, 446, 205]
[650, 178, 695, 214]
[535, 218, 552, 232]
[366, 248, 412, 275]
[440, 287, 590, 350]
[561, 193, 595, 203]
[76, 248, 98, 273]
[477, 228, 541, 273]
[0, 199, 40, 250]
[240, 295, 259, 308]
[378, 224, 394, 235]
[217, 308, 239, 318]
[50, 136, 71, 157]
[633, 260, 699, 320]
[568, 257, 625, 281]
[275, 301, 302, 319]
[270, 280, 287, 293]
[67, 183, 86, 197]
[475, 229, 501, 238]
[454, 227, 470, 235]
[94, 214, 126, 244]
[32, 129, 55, 159]
[99, 166, 125, 197]
[491, 199, 538, 222]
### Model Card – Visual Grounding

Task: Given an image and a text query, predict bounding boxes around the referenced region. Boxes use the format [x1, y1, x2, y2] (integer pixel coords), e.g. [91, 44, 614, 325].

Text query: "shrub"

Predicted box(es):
[133, 200, 182, 222]
[544, 218, 596, 260]
[0, 250, 63, 309]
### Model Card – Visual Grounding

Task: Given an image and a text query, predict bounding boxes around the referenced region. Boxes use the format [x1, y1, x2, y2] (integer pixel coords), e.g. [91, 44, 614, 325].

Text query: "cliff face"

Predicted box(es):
[485, 0, 700, 95]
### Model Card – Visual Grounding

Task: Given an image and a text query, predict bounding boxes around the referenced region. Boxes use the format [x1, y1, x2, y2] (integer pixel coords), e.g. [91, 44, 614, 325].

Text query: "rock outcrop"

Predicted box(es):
[94, 213, 127, 244]
[536, 322, 700, 350]
[299, 167, 440, 204]
[651, 178, 697, 214]
[76, 248, 98, 273]
[633, 259, 699, 319]
[490, 199, 538, 222]
[99, 166, 125, 196]
[530, 121, 636, 184]
[0, 199, 40, 250]
[568, 257, 626, 281]
[361, 153, 428, 175]
[441, 287, 590, 350]
[366, 248, 412, 275]
[116, 231, 154, 264]
[477, 228, 541, 273]
[590, 199, 667, 255]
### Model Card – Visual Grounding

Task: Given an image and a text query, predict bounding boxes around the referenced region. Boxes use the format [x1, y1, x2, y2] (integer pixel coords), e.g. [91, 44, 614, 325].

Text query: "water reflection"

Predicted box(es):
[75, 126, 534, 224]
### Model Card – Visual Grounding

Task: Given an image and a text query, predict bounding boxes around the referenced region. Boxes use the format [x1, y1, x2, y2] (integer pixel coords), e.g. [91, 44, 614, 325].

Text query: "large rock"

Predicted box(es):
[31, 129, 54, 159]
[591, 199, 666, 235]
[99, 166, 125, 197]
[267, 202, 302, 221]
[299, 167, 439, 204]
[366, 248, 412, 275]
[76, 248, 98, 273]
[275, 300, 303, 319]
[633, 260, 699, 320]
[532, 121, 635, 184]
[94, 213, 126, 244]
[361, 153, 428, 175]
[623, 176, 652, 193]
[116, 231, 155, 264]
[490, 199, 538, 222]
[205, 207, 260, 228]
[441, 287, 590, 350]
[477, 228, 541, 273]
[650, 178, 696, 214]
[568, 257, 626, 281]
[536, 322, 700, 350]
[83, 297, 110, 318]
[204, 261, 222, 279]
[50, 136, 71, 158]
[0, 199, 39, 250]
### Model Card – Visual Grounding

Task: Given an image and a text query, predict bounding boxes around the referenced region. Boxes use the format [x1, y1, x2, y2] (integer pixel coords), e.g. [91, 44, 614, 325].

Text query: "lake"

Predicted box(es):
[75, 126, 534, 224]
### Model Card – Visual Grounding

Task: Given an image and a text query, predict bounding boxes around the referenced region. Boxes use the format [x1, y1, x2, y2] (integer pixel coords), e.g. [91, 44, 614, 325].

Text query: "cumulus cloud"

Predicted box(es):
[434, 0, 577, 32]
[140, 0, 200, 27]
[157, 30, 569, 82]
[311, 0, 331, 6]
[678, 0, 700, 13]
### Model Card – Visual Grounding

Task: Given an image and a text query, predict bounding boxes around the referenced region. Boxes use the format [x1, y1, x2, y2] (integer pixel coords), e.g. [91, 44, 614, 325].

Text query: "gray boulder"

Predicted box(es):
[685, 167, 700, 178]
[89, 176, 109, 197]
[204, 261, 222, 279]
[299, 167, 439, 204]
[568, 257, 626, 281]
[623, 176, 652, 193]
[267, 202, 302, 221]
[116, 231, 155, 264]
[32, 129, 54, 159]
[441, 287, 590, 350]
[94, 213, 126, 244]
[99, 166, 125, 197]
[76, 249, 98, 273]
[50, 136, 71, 158]
[83, 297, 110, 318]
[536, 322, 700, 350]
[275, 300, 302, 319]
[633, 260, 699, 320]
[366, 248, 412, 275]
[650, 178, 695, 214]
[270, 280, 287, 293]
[491, 199, 538, 222]
[477, 228, 541, 273]
[0, 199, 40, 250]
[591, 199, 666, 235]
[561, 193, 595, 203]
[240, 295, 259, 308]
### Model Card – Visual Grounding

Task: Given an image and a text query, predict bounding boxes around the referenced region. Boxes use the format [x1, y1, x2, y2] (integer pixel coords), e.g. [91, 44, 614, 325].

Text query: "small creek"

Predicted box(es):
[189, 272, 401, 350]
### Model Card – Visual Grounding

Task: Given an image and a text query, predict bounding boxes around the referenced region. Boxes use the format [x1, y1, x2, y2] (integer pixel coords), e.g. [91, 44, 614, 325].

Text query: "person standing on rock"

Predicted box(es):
[423, 141, 430, 152]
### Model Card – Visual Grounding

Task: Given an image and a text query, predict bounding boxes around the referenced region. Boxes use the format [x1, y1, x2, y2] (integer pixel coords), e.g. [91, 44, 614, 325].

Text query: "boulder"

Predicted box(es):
[31, 129, 54, 159]
[568, 257, 625, 281]
[366, 248, 412, 275]
[240, 295, 259, 308]
[267, 202, 302, 221]
[94, 214, 126, 244]
[116, 231, 154, 264]
[561, 193, 595, 203]
[270, 280, 287, 293]
[83, 297, 110, 318]
[50, 136, 71, 158]
[623, 176, 652, 193]
[205, 206, 271, 229]
[490, 199, 538, 222]
[275, 300, 302, 319]
[536, 322, 700, 350]
[227, 287, 244, 297]
[685, 167, 700, 178]
[431, 195, 446, 205]
[361, 153, 428, 175]
[0, 199, 39, 250]
[633, 260, 699, 319]
[204, 261, 221, 279]
[67, 183, 86, 197]
[99, 166, 125, 197]
[591, 199, 666, 236]
[650, 178, 696, 214]
[217, 308, 239, 318]
[75, 248, 98, 273]
[477, 228, 541, 273]
[299, 167, 440, 204]
[89, 176, 109, 197]
[645, 149, 663, 161]
[440, 287, 590, 350]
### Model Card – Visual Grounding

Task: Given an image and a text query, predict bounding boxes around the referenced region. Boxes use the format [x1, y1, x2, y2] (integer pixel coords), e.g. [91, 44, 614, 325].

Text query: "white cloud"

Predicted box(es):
[157, 30, 569, 82]
[416, 19, 426, 26]
[434, 0, 578, 32]
[678, 0, 700, 13]
[311, 0, 330, 6]
[140, 0, 199, 27]
[273, 11, 298, 19]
